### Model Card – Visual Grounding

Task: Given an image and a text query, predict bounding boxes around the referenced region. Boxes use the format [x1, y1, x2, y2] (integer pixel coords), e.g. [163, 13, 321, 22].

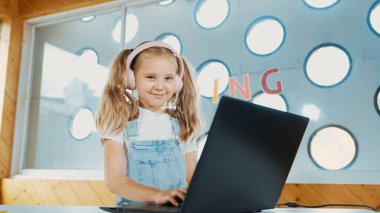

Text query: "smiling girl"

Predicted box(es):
[96, 41, 202, 206]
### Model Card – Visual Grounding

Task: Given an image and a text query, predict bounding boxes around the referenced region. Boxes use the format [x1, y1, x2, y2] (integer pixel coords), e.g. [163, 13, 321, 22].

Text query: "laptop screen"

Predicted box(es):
[181, 96, 309, 213]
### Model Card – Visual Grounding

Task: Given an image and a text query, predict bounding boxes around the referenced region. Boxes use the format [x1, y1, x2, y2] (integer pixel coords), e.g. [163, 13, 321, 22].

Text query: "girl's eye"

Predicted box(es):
[146, 76, 155, 79]
[166, 76, 174, 80]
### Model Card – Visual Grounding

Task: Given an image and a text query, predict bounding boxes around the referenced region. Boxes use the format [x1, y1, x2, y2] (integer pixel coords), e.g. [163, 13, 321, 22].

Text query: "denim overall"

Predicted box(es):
[117, 117, 188, 205]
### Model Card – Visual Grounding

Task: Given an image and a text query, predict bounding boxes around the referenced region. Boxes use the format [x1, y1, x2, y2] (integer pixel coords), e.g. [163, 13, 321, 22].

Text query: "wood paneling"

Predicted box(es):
[0, 0, 19, 18]
[2, 93, 16, 143]
[278, 184, 380, 210]
[19, 0, 113, 19]
[2, 179, 380, 211]
[2, 179, 115, 205]
[0, 0, 22, 205]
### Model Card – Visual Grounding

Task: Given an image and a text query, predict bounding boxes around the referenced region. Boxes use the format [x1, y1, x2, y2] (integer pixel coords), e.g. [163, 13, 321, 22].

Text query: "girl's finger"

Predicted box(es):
[175, 192, 185, 201]
[168, 197, 179, 207]
[178, 188, 187, 193]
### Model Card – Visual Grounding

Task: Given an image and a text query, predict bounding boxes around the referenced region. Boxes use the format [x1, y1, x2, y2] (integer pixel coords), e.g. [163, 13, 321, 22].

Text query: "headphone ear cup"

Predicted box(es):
[126, 70, 136, 90]
[176, 77, 183, 92]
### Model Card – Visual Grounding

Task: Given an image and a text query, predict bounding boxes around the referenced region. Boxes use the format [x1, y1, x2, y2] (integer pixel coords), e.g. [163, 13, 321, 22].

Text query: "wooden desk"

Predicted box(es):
[0, 205, 374, 213]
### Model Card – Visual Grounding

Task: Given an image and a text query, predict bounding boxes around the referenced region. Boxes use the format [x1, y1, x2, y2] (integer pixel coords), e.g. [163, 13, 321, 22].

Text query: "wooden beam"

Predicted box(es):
[19, 0, 113, 19]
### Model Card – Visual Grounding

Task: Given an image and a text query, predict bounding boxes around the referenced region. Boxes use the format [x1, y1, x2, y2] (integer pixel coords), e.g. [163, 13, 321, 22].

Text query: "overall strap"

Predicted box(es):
[170, 116, 181, 144]
[125, 120, 139, 148]
[126, 120, 138, 138]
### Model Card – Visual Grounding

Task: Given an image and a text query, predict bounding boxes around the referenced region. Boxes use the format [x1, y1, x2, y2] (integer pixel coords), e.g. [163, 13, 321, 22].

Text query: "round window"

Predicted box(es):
[81, 16, 95, 22]
[309, 125, 357, 170]
[368, 1, 380, 36]
[245, 17, 285, 56]
[197, 60, 230, 98]
[305, 44, 352, 87]
[69, 108, 96, 140]
[112, 14, 138, 44]
[195, 0, 229, 29]
[78, 48, 99, 64]
[156, 33, 182, 54]
[158, 0, 174, 6]
[303, 0, 339, 9]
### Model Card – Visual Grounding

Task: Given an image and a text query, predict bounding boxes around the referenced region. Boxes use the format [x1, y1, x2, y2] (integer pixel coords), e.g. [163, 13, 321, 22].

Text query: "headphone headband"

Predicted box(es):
[126, 41, 184, 79]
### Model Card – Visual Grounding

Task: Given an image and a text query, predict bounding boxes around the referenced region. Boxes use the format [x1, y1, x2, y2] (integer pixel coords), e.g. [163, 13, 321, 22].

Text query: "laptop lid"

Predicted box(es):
[181, 96, 309, 213]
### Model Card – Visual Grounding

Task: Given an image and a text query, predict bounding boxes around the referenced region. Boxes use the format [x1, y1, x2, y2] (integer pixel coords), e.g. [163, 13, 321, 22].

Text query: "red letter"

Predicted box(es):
[229, 74, 252, 100]
[261, 68, 282, 94]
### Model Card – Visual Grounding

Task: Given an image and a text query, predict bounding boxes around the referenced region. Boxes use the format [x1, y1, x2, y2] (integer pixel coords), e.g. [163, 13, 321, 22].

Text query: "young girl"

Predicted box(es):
[96, 41, 203, 206]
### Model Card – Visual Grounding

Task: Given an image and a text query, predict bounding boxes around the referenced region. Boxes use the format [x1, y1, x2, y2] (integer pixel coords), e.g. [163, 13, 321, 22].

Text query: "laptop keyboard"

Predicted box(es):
[119, 204, 181, 212]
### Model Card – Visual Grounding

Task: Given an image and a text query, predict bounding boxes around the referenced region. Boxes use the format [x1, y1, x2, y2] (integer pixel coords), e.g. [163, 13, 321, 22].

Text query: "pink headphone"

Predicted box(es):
[125, 41, 184, 92]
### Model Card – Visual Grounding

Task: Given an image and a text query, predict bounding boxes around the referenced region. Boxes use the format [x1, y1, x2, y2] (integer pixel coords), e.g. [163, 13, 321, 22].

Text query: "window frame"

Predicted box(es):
[11, 0, 161, 180]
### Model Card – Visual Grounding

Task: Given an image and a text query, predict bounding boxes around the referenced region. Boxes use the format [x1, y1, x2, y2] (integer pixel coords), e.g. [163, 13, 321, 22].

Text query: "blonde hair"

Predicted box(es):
[96, 44, 203, 143]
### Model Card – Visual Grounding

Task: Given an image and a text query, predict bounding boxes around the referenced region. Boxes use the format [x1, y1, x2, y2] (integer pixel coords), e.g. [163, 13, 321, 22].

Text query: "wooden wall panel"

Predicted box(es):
[19, 0, 113, 19]
[2, 179, 115, 205]
[0, 0, 22, 205]
[0, 0, 19, 18]
[89, 181, 116, 205]
[17, 0, 33, 17]
[0, 135, 11, 174]
[49, 180, 83, 206]
[278, 184, 380, 211]
[4, 177, 376, 210]
[2, 179, 380, 211]
[4, 52, 21, 104]
[2, 93, 16, 141]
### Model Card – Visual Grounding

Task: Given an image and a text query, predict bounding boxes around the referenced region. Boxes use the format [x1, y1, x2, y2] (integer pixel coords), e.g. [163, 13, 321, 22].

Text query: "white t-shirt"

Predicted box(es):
[100, 107, 197, 153]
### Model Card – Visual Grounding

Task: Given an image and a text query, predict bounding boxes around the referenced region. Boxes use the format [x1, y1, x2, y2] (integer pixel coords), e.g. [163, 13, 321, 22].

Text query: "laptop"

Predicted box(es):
[100, 96, 310, 213]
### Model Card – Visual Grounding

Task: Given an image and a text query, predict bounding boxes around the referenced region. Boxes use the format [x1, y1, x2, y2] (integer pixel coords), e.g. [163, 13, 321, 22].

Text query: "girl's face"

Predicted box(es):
[134, 55, 178, 113]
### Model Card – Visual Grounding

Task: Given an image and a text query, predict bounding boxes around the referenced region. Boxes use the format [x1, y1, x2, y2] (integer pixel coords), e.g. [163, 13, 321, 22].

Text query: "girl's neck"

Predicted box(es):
[139, 105, 166, 114]
[136, 99, 165, 114]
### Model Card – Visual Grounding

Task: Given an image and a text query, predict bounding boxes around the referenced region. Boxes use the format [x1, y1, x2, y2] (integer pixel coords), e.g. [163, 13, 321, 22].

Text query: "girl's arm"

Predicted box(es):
[185, 151, 197, 184]
[104, 139, 186, 206]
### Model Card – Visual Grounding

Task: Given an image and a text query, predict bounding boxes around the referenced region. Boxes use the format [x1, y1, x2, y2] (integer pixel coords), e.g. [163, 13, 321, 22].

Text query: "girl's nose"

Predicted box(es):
[154, 79, 165, 89]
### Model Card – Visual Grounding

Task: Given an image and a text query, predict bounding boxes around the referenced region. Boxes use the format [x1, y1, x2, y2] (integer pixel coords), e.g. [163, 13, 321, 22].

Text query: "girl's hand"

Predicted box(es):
[153, 188, 187, 206]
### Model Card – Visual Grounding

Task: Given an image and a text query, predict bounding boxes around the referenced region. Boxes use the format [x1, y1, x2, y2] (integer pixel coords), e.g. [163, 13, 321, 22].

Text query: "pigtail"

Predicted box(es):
[96, 49, 139, 135]
[170, 57, 203, 143]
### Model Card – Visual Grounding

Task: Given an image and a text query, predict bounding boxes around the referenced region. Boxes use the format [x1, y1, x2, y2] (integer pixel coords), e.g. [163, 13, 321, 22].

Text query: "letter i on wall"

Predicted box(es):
[213, 78, 219, 103]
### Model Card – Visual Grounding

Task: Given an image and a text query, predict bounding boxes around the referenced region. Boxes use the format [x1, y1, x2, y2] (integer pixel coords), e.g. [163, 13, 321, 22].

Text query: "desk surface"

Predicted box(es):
[0, 205, 374, 213]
